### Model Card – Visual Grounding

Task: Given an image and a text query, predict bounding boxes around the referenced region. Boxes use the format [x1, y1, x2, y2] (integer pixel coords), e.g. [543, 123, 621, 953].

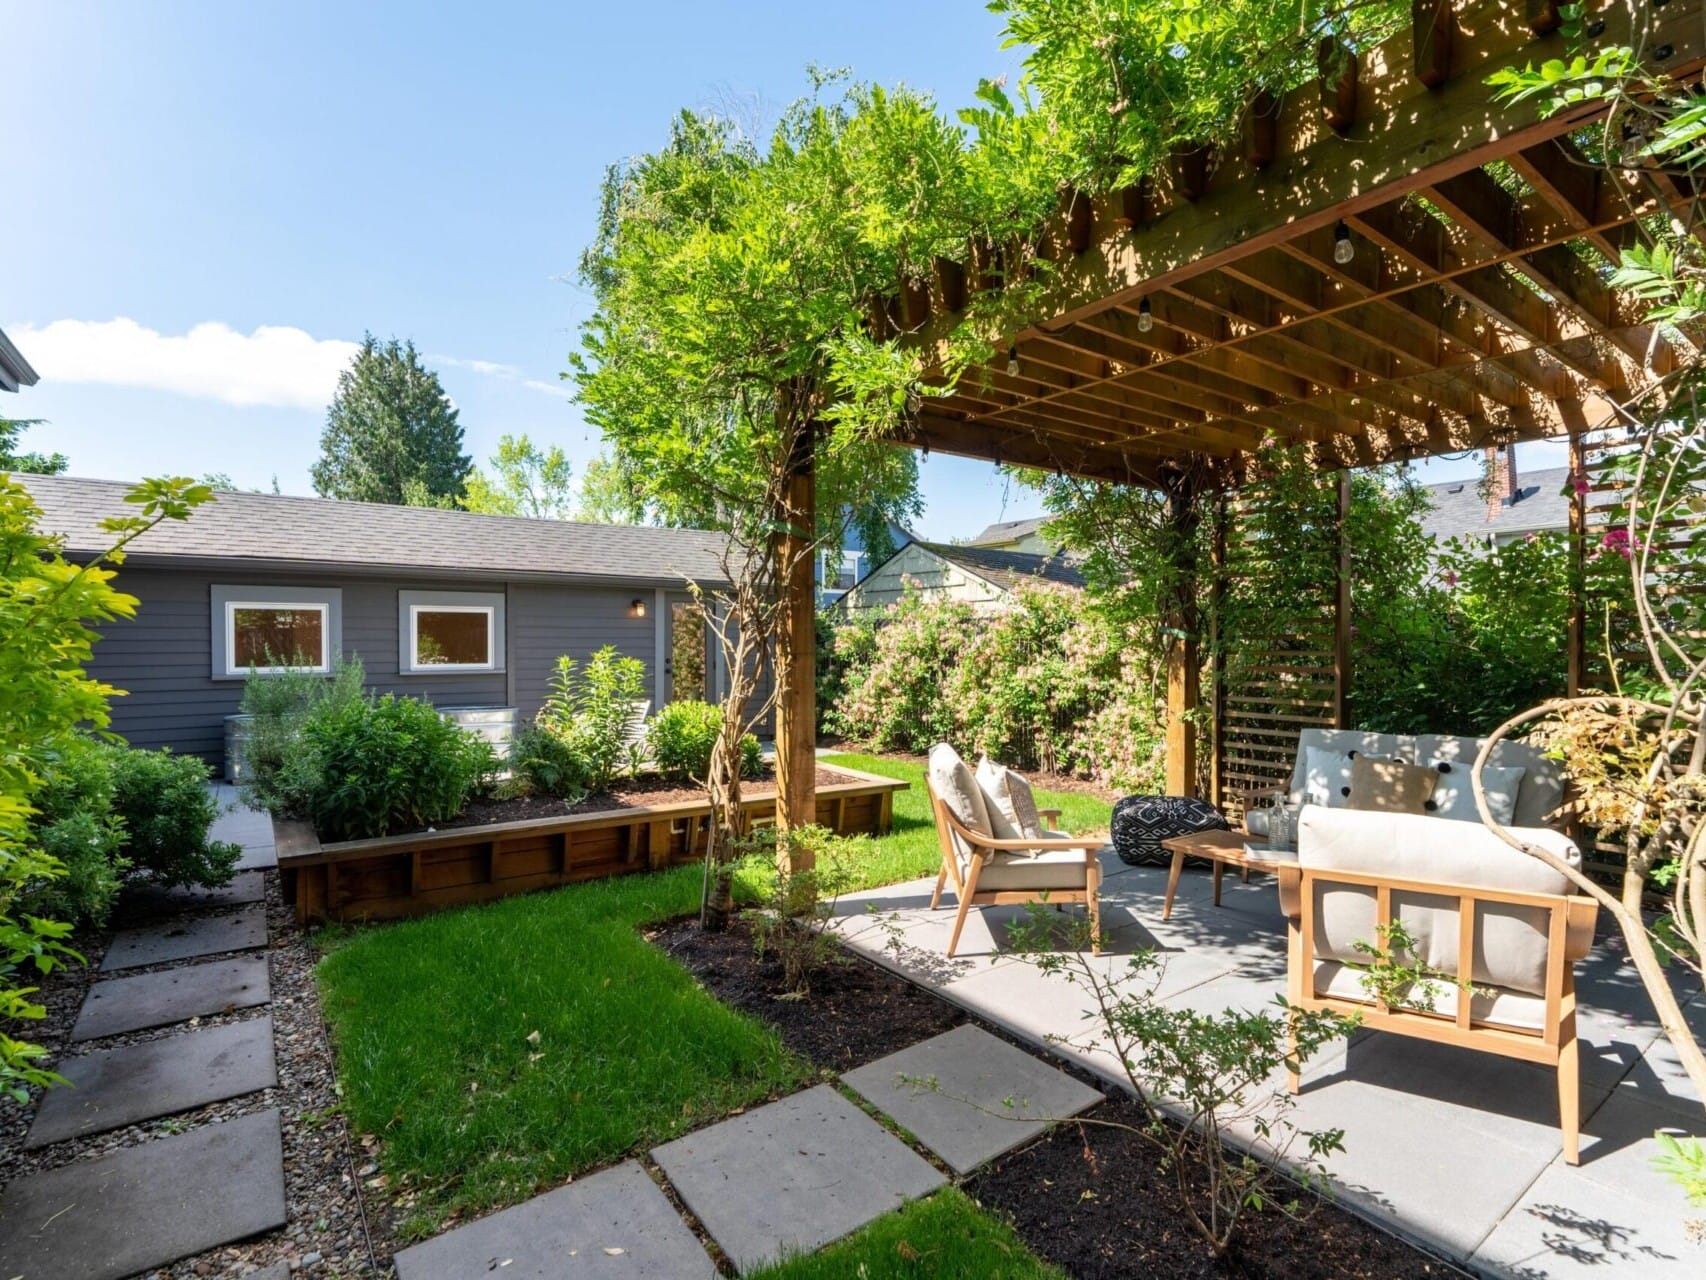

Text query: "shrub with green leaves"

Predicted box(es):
[303, 694, 496, 842]
[525, 647, 649, 795]
[19, 736, 127, 929]
[646, 701, 762, 783]
[510, 722, 592, 800]
[239, 656, 366, 819]
[108, 747, 242, 889]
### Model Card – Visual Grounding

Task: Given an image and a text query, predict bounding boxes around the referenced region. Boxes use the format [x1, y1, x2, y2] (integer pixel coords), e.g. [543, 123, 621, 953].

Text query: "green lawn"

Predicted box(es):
[750, 1188, 1066, 1279]
[819, 750, 1114, 889]
[316, 753, 1111, 1236]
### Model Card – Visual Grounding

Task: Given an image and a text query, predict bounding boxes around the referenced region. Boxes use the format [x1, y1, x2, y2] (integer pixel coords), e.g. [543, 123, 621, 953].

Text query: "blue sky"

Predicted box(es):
[6, 1, 1518, 539]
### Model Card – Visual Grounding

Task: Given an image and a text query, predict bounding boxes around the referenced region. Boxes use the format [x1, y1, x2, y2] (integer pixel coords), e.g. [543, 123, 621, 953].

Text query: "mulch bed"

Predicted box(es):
[967, 1097, 1452, 1280]
[649, 914, 962, 1071]
[647, 912, 1453, 1280]
[439, 765, 857, 831]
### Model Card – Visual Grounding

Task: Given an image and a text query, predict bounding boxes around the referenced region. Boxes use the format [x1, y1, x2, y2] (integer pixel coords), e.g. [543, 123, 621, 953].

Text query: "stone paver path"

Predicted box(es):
[26, 1016, 277, 1148]
[115, 868, 265, 922]
[393, 1160, 719, 1280]
[0, 1108, 287, 1280]
[101, 900, 267, 970]
[211, 783, 278, 870]
[652, 1084, 945, 1273]
[71, 952, 270, 1041]
[843, 1024, 1103, 1175]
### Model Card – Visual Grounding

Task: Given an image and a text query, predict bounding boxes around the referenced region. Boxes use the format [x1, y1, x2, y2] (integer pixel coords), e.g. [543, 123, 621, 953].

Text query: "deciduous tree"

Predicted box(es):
[462, 433, 575, 519]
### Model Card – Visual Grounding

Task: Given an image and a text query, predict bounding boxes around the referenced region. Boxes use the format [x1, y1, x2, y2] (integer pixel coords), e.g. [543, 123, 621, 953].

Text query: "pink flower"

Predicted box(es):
[1443, 570, 1459, 587]
[1602, 528, 1633, 560]
[1524, 531, 1539, 544]
[1571, 471, 1591, 496]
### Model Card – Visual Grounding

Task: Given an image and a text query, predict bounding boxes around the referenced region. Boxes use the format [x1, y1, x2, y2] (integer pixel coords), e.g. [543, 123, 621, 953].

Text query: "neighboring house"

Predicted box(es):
[1419, 448, 1570, 550]
[0, 325, 40, 393]
[836, 540, 1085, 614]
[21, 474, 764, 769]
[817, 516, 913, 605]
[967, 515, 1055, 554]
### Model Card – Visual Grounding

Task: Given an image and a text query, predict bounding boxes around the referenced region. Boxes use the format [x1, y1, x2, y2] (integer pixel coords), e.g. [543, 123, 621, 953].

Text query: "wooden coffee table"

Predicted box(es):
[1159, 829, 1297, 921]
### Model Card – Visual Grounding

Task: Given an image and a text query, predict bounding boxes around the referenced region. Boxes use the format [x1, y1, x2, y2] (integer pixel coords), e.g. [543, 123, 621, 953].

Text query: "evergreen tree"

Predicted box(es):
[311, 335, 470, 504]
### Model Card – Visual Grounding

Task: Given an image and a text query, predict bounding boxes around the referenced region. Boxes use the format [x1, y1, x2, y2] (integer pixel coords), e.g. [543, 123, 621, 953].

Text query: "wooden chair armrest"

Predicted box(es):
[1276, 864, 1303, 919]
[1037, 807, 1062, 830]
[1564, 895, 1599, 963]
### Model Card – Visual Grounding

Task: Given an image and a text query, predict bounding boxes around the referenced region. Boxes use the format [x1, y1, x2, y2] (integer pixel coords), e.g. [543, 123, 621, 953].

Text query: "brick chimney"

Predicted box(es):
[1484, 444, 1519, 520]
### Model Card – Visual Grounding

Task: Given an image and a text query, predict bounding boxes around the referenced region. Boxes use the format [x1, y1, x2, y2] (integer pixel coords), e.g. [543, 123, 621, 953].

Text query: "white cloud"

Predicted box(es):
[10, 318, 360, 410]
[523, 377, 568, 398]
[432, 352, 569, 400]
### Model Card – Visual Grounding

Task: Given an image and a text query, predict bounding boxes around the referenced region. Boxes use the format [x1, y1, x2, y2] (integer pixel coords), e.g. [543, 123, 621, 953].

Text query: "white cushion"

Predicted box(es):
[929, 743, 990, 867]
[1288, 729, 1414, 804]
[1312, 960, 1545, 1033]
[1424, 758, 1525, 825]
[974, 756, 1024, 840]
[1413, 734, 1563, 828]
[1303, 745, 1388, 808]
[1298, 806, 1580, 997]
[974, 842, 1093, 893]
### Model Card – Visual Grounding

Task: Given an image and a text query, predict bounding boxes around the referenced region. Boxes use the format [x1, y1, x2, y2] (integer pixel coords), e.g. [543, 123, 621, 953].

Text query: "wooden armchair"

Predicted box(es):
[1277, 807, 1598, 1164]
[926, 779, 1103, 959]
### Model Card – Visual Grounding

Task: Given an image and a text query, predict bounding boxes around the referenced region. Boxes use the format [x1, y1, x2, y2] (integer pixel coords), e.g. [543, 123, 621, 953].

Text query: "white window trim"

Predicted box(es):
[223, 600, 332, 677]
[406, 603, 498, 673]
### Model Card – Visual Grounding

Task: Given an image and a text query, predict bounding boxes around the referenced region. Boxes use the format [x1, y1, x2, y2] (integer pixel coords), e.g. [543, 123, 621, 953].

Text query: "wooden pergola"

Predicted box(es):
[773, 0, 1706, 828]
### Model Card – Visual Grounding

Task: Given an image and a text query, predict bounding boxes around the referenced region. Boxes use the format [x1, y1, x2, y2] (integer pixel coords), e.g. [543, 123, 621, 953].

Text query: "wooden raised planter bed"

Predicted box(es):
[276, 764, 908, 925]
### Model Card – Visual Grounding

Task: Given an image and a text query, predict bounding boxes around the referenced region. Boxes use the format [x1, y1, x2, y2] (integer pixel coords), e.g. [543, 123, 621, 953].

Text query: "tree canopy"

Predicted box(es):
[311, 335, 470, 506]
[0, 416, 67, 477]
[461, 433, 575, 520]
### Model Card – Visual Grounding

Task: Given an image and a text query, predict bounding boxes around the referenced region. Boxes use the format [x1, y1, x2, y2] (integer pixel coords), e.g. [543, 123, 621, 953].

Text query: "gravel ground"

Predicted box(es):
[0, 875, 387, 1278]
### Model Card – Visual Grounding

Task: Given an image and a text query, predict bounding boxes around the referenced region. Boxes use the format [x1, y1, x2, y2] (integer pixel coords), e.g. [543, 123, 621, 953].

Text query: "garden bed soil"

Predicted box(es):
[649, 913, 1451, 1280]
[649, 915, 963, 1071]
[439, 765, 857, 831]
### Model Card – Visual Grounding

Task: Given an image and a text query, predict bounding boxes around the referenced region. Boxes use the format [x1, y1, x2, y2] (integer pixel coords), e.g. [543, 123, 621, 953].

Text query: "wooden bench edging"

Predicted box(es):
[273, 764, 910, 870]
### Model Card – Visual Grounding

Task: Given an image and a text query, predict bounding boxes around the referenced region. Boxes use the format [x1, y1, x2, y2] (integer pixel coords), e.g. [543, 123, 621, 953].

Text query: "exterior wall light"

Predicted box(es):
[631, 597, 647, 618]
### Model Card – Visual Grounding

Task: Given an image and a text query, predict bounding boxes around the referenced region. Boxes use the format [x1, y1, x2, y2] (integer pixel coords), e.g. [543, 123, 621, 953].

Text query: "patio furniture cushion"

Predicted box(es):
[928, 744, 991, 866]
[1001, 768, 1046, 838]
[1289, 730, 1415, 805]
[1303, 745, 1390, 808]
[1422, 757, 1526, 826]
[974, 756, 1023, 840]
[1299, 806, 1581, 996]
[1312, 960, 1545, 1032]
[1110, 795, 1228, 867]
[975, 842, 1093, 893]
[1346, 757, 1438, 814]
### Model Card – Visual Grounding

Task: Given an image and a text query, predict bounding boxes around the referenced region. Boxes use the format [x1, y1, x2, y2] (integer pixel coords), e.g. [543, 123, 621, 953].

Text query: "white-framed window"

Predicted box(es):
[408, 604, 496, 671]
[820, 549, 863, 593]
[211, 585, 342, 679]
[398, 589, 506, 674]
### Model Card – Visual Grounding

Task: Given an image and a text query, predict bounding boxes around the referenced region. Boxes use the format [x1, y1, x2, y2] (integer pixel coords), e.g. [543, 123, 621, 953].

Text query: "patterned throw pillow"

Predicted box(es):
[1424, 758, 1526, 825]
[1002, 767, 1046, 838]
[1346, 757, 1438, 814]
[974, 756, 1024, 840]
[1302, 746, 1388, 808]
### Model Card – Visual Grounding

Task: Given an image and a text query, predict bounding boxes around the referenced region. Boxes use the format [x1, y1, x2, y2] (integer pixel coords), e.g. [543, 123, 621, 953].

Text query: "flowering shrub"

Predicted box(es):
[826, 581, 1165, 791]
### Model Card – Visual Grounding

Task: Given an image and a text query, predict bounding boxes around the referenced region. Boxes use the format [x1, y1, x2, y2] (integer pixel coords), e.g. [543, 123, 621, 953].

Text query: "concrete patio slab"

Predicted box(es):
[115, 870, 266, 923]
[650, 1084, 944, 1273]
[393, 1160, 716, 1280]
[102, 902, 267, 970]
[1614, 990, 1705, 1119]
[0, 1108, 286, 1280]
[843, 1024, 1102, 1174]
[71, 953, 271, 1041]
[1474, 1079, 1706, 1280]
[25, 1016, 276, 1148]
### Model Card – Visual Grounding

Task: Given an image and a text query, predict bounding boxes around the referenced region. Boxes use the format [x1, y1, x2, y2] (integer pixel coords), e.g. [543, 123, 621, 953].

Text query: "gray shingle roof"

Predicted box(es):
[967, 515, 1049, 546]
[923, 542, 1086, 592]
[17, 474, 735, 587]
[1418, 466, 1572, 545]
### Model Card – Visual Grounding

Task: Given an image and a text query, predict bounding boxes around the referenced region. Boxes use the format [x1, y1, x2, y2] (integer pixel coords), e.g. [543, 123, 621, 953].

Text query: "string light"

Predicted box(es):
[1005, 344, 1020, 376]
[1333, 221, 1355, 265]
[1137, 297, 1155, 333]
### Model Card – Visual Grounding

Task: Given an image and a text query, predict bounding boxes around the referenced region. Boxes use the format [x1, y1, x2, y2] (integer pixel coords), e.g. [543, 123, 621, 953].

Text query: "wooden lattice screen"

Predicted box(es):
[1211, 473, 1350, 818]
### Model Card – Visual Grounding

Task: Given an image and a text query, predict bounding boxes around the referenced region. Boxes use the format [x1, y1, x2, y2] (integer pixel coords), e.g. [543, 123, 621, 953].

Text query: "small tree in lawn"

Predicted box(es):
[312, 334, 471, 506]
[573, 84, 993, 926]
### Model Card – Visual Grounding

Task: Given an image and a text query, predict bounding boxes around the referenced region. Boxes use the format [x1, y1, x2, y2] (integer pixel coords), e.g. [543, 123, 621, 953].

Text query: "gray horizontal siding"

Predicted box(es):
[508, 585, 657, 723]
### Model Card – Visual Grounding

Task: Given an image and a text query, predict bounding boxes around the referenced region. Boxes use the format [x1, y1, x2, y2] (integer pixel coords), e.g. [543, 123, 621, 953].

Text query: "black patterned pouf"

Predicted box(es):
[1110, 795, 1230, 867]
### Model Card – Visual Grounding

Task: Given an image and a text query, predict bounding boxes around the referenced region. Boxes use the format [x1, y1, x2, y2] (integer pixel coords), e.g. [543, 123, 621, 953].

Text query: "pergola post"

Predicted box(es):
[1163, 477, 1204, 798]
[1333, 470, 1353, 729]
[1208, 493, 1227, 810]
[772, 408, 818, 863]
[1566, 432, 1586, 697]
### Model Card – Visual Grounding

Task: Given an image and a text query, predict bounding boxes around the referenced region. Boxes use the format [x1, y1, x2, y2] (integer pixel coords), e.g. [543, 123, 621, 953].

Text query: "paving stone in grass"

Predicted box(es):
[651, 1084, 944, 1273]
[0, 1108, 286, 1280]
[842, 1023, 1104, 1174]
[394, 1159, 717, 1280]
[115, 870, 266, 923]
[26, 1016, 276, 1148]
[71, 953, 271, 1041]
[102, 902, 267, 970]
